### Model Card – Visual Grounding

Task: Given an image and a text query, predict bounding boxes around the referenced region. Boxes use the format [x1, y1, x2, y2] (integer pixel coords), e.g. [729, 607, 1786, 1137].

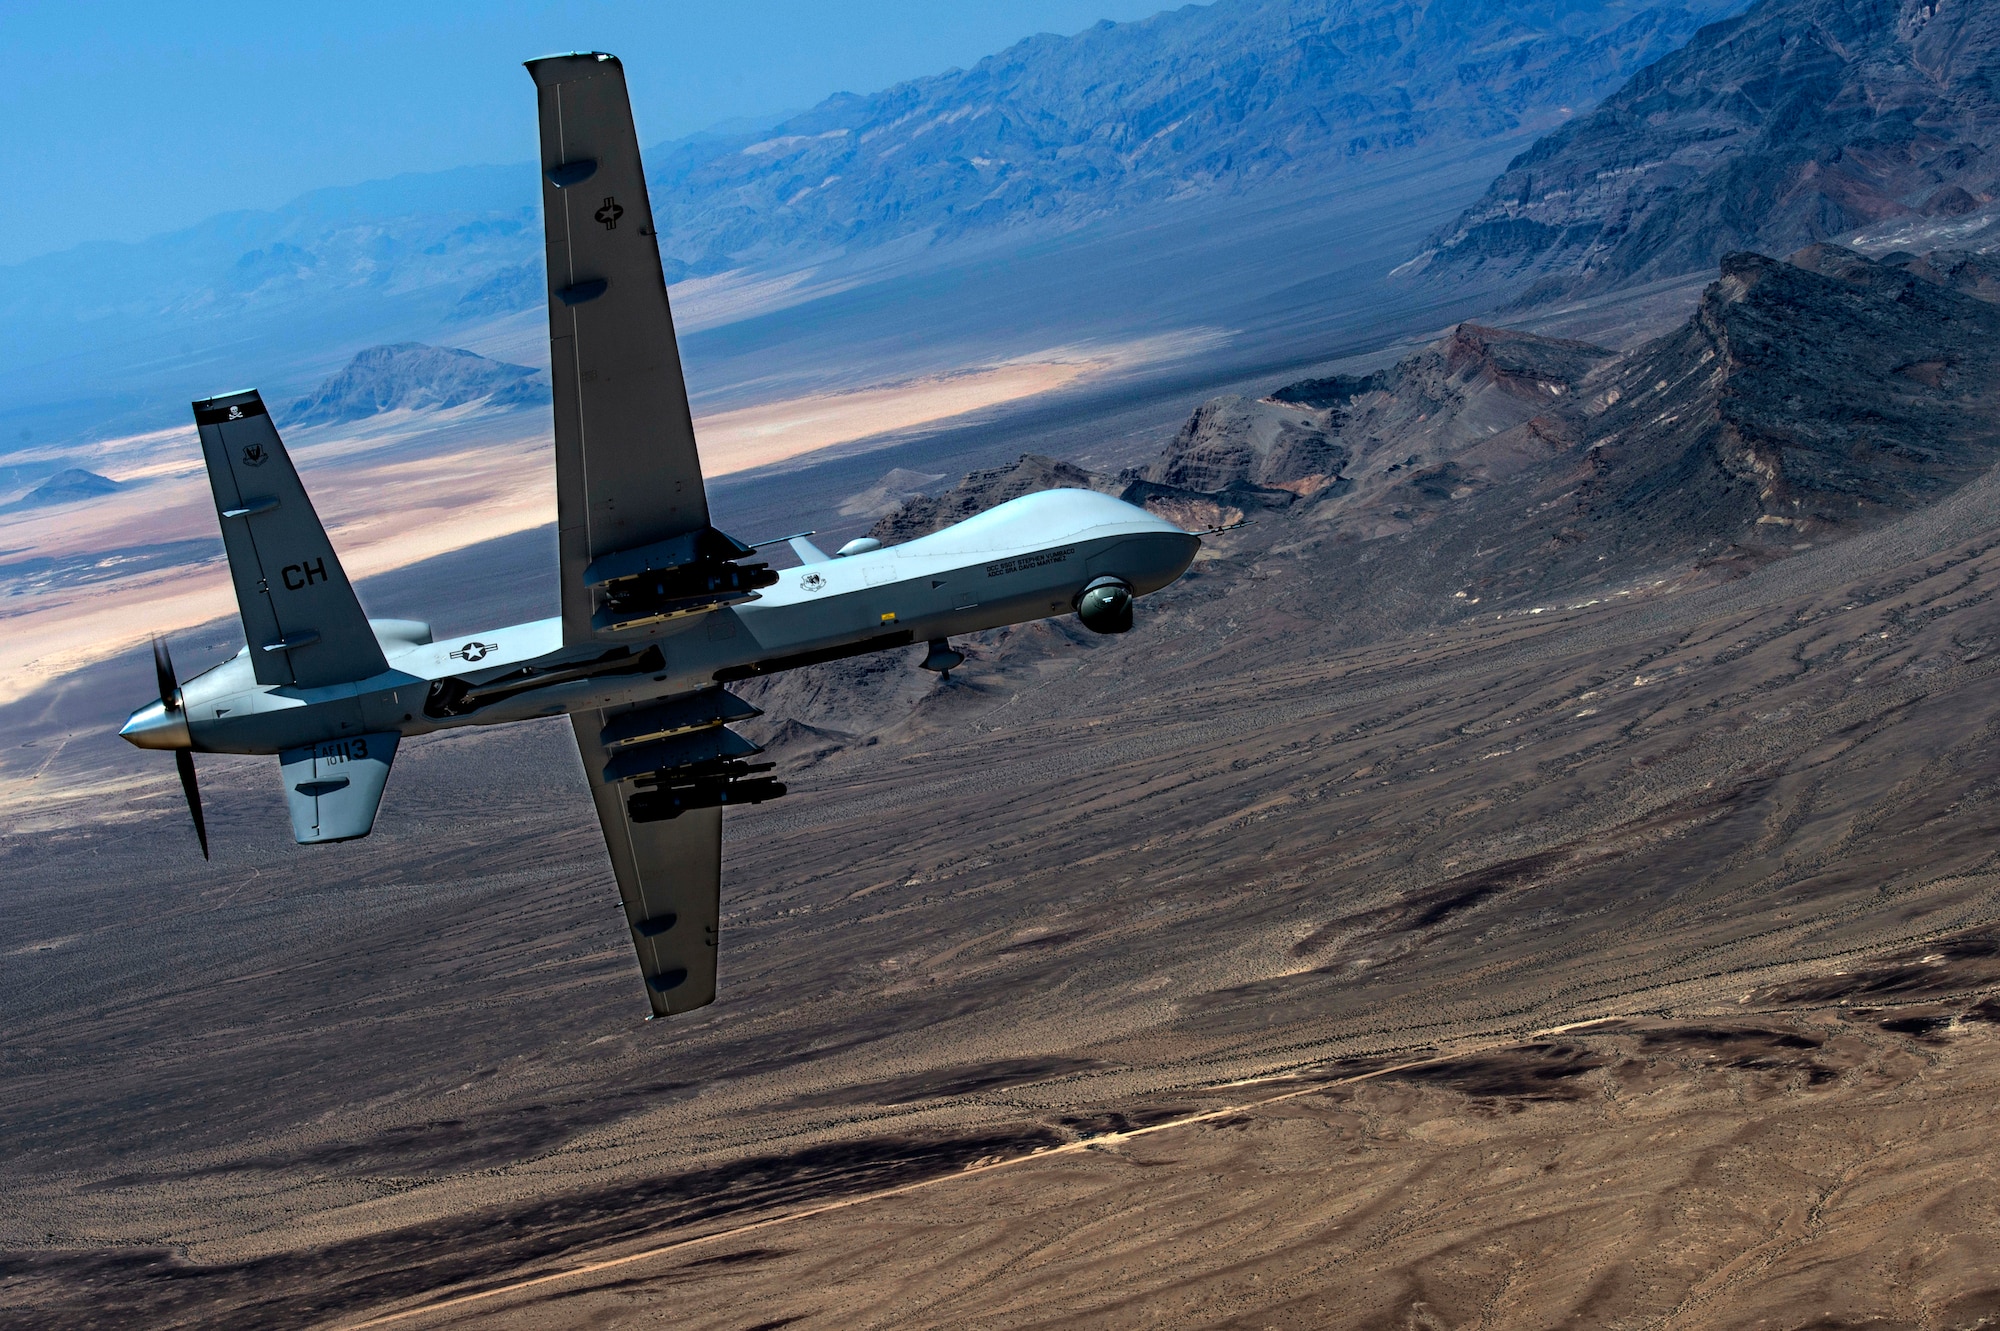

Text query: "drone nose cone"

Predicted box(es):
[120, 700, 190, 750]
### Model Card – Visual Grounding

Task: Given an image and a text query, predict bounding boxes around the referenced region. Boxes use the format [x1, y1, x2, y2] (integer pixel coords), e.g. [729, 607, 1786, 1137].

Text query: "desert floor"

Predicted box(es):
[9, 428, 2000, 1327]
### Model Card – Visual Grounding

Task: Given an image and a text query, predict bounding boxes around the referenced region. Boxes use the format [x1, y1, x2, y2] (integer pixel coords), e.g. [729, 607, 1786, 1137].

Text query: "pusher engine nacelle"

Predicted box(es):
[594, 688, 788, 823]
[586, 527, 779, 634]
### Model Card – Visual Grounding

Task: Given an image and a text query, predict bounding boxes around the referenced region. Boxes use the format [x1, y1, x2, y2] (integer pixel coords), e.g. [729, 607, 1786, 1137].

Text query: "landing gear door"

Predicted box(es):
[278, 733, 400, 845]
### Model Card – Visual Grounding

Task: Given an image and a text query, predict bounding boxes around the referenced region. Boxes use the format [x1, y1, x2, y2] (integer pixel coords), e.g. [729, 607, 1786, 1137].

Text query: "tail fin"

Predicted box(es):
[281, 732, 399, 844]
[192, 391, 388, 689]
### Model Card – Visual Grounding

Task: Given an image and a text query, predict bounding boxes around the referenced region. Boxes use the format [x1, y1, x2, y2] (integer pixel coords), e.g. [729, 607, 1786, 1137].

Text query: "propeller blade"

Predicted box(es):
[174, 747, 210, 860]
[152, 636, 179, 712]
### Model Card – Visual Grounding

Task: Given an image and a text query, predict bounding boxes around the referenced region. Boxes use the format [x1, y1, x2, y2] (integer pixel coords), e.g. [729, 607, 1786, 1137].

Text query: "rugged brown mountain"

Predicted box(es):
[1295, 247, 2000, 611]
[1128, 395, 1349, 499]
[1571, 246, 2000, 534]
[861, 246, 2000, 632]
[1111, 324, 1614, 532]
[1407, 0, 2000, 301]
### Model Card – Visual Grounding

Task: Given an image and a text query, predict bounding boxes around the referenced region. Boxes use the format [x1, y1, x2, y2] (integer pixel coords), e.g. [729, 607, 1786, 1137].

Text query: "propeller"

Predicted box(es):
[152, 636, 210, 860]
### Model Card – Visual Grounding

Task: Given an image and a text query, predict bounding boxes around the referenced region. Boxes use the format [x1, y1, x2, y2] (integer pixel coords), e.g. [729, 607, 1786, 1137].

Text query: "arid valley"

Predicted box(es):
[14, 266, 2000, 1323]
[10, 0, 2000, 1327]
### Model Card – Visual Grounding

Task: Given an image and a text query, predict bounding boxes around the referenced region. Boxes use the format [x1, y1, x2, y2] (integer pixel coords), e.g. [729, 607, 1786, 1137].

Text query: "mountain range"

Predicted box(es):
[0, 0, 1743, 446]
[640, 0, 1747, 272]
[873, 238, 2000, 626]
[1411, 0, 2000, 298]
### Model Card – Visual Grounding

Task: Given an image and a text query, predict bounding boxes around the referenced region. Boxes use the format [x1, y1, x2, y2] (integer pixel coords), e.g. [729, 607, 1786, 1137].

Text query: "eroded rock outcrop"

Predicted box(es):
[1549, 247, 2000, 551]
[1119, 324, 1614, 537]
[1120, 396, 1349, 508]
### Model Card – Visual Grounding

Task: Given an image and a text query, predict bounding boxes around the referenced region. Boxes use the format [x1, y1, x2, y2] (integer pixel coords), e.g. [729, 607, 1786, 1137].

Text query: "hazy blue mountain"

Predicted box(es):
[0, 0, 1744, 446]
[1, 467, 121, 512]
[4, 165, 536, 352]
[288, 344, 547, 425]
[1409, 0, 2000, 299]
[643, 0, 1747, 273]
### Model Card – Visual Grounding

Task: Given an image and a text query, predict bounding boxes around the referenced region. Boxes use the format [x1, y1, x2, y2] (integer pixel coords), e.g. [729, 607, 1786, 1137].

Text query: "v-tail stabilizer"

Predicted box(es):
[193, 390, 387, 688]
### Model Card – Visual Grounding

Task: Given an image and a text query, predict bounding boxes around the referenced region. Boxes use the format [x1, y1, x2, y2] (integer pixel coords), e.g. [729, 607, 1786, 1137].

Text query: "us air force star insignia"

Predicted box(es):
[450, 641, 497, 662]
[595, 197, 623, 230]
[240, 442, 268, 467]
[800, 572, 827, 593]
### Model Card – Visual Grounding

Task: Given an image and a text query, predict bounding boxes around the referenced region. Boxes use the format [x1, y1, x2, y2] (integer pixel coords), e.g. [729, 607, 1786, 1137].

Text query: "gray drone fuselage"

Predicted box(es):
[129, 488, 1197, 757]
[115, 49, 1202, 1018]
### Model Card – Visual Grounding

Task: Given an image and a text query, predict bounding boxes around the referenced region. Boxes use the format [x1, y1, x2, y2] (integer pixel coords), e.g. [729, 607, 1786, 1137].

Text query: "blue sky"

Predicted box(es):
[0, 1, 1172, 266]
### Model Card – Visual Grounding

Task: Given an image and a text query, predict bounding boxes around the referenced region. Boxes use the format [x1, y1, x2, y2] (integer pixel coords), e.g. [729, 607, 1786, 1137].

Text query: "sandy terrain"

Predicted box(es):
[8, 430, 2000, 1325]
[691, 351, 1102, 476]
[0, 336, 1210, 709]
[346, 1010, 2000, 1330]
[0, 409, 553, 706]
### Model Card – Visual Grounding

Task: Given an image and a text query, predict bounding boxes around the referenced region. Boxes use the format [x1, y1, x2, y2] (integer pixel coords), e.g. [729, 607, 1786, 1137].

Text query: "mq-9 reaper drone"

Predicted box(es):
[120, 53, 1199, 1017]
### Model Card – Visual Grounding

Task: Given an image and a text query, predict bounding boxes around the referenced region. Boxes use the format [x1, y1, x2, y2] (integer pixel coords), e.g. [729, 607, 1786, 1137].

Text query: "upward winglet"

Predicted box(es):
[192, 390, 388, 689]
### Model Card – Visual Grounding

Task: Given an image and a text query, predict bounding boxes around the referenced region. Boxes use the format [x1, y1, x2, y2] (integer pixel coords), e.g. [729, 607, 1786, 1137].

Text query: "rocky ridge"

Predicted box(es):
[1883, 246, 2000, 303]
[1279, 245, 2000, 604]
[1124, 323, 1619, 529]
[869, 244, 2000, 623]
[1410, 0, 2000, 300]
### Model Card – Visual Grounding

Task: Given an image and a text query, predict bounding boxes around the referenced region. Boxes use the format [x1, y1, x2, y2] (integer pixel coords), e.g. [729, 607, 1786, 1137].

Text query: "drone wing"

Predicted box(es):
[526, 53, 712, 645]
[571, 708, 722, 1017]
